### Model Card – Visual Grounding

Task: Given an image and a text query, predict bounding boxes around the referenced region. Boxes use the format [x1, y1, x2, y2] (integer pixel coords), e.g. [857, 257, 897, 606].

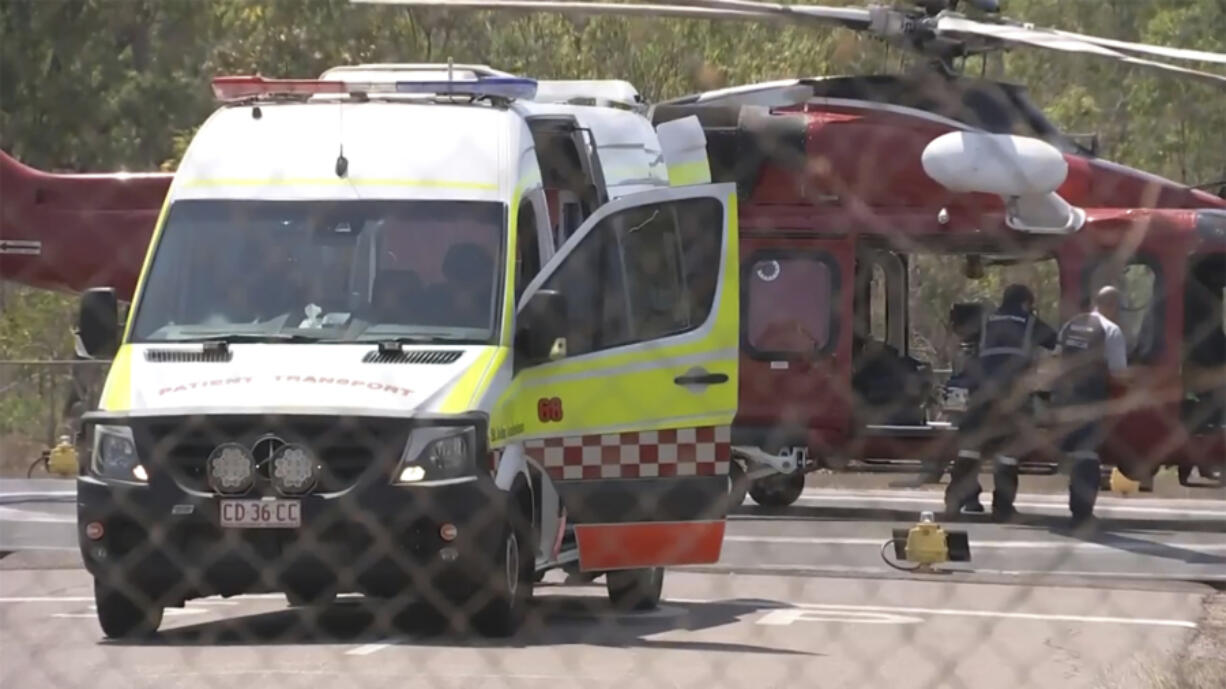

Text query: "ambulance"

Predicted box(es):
[73, 64, 740, 638]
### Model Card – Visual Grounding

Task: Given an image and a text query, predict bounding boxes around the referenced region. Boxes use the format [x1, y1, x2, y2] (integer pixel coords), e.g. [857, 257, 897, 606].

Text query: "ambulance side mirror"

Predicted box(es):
[516, 289, 569, 366]
[77, 287, 120, 359]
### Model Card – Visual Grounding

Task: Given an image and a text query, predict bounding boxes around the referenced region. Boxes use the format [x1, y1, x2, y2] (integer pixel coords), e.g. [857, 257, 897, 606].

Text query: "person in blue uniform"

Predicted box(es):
[944, 284, 1057, 521]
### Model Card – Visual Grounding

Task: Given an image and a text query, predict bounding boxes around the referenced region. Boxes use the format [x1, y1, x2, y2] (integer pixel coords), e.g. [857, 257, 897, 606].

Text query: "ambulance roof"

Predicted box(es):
[172, 100, 522, 203]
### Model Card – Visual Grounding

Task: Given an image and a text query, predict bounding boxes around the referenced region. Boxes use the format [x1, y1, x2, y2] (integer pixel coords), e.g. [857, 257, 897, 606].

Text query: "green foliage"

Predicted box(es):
[0, 0, 1222, 445]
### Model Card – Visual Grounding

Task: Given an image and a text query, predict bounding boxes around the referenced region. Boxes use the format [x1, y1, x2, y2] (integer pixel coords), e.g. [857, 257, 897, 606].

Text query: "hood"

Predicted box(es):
[106, 343, 497, 417]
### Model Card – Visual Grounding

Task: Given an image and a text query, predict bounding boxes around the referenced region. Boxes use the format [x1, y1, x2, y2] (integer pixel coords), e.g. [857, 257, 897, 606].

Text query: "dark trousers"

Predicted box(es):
[1062, 420, 1105, 519]
[945, 384, 1033, 516]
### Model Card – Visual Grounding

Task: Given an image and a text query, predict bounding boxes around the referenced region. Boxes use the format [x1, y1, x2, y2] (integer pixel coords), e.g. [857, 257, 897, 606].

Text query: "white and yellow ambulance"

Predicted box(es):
[73, 65, 739, 638]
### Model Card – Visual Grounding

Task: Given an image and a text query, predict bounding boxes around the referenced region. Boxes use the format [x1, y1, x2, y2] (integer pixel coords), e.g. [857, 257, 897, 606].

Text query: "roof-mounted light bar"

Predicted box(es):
[211, 74, 537, 102]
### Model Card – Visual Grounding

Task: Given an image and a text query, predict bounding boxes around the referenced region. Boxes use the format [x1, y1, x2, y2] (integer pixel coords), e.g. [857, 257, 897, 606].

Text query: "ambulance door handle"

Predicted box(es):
[674, 369, 729, 386]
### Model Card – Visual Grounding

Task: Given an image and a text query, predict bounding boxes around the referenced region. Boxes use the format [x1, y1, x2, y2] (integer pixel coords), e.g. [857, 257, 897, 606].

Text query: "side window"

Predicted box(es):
[1088, 257, 1161, 363]
[538, 222, 626, 358]
[515, 201, 541, 301]
[619, 198, 723, 342]
[620, 207, 688, 341]
[533, 197, 722, 361]
[746, 254, 835, 357]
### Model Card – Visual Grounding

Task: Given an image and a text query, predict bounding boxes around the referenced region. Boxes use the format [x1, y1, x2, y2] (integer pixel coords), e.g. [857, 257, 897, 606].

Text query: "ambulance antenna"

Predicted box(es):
[335, 95, 348, 178]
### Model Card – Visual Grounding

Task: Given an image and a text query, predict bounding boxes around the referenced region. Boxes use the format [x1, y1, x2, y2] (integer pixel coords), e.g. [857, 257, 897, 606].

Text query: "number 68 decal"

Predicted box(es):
[537, 397, 564, 423]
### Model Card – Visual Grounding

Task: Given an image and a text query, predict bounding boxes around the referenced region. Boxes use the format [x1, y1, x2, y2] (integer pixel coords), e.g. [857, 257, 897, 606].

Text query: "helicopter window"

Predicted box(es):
[1086, 257, 1162, 364]
[745, 253, 836, 357]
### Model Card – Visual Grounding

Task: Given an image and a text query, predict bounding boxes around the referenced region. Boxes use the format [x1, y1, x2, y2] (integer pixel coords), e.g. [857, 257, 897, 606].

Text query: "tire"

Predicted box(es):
[94, 581, 163, 639]
[470, 515, 534, 637]
[748, 471, 805, 507]
[727, 461, 750, 509]
[606, 567, 664, 611]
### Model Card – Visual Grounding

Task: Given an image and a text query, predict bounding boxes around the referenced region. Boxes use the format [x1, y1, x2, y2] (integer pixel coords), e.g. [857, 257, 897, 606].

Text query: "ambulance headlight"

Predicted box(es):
[92, 425, 145, 481]
[397, 427, 477, 482]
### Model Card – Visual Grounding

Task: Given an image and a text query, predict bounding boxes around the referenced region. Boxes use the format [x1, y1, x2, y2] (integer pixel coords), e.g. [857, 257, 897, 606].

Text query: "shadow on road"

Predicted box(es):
[102, 591, 816, 656]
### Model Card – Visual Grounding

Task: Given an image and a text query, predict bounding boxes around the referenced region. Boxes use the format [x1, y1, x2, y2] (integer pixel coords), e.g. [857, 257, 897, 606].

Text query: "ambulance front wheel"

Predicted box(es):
[606, 567, 664, 611]
[748, 471, 805, 507]
[94, 581, 163, 639]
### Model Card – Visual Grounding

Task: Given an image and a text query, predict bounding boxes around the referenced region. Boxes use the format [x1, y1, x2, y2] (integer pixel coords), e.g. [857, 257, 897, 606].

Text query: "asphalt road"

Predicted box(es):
[1, 478, 1224, 689]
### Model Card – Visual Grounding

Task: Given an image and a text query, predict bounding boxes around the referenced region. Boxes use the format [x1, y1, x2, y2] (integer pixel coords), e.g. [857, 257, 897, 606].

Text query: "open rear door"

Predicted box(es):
[507, 182, 739, 571]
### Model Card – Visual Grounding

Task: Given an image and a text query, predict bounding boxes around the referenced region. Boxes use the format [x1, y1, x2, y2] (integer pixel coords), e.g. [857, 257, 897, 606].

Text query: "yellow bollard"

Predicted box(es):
[46, 436, 78, 477]
[1109, 466, 1141, 495]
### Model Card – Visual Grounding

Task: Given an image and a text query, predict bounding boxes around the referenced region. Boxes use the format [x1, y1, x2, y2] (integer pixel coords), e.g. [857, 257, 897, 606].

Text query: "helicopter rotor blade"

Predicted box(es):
[937, 16, 1226, 86]
[349, 0, 780, 22]
[649, 0, 871, 30]
[1048, 29, 1226, 66]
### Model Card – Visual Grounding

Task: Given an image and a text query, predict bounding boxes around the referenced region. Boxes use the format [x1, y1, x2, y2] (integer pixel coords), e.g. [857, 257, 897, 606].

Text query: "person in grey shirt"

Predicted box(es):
[1053, 286, 1129, 526]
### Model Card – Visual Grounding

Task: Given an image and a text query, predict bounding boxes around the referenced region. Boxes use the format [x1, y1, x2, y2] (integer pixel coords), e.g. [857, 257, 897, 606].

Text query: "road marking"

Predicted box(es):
[800, 488, 1226, 507]
[0, 506, 74, 523]
[346, 641, 395, 656]
[752, 602, 1197, 629]
[792, 493, 1226, 517]
[723, 535, 1226, 552]
[0, 594, 284, 604]
[683, 562, 1226, 583]
[757, 608, 924, 626]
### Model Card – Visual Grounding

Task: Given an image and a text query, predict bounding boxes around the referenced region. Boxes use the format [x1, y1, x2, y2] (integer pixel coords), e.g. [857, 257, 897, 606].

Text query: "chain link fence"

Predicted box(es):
[1, 17, 1226, 688]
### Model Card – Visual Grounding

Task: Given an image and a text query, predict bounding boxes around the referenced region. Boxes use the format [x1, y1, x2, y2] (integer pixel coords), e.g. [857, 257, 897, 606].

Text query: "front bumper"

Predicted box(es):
[76, 410, 502, 603]
[78, 475, 509, 602]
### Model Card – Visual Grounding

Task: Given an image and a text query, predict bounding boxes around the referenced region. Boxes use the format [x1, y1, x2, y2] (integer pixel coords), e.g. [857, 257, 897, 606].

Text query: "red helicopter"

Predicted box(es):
[3, 0, 1224, 504]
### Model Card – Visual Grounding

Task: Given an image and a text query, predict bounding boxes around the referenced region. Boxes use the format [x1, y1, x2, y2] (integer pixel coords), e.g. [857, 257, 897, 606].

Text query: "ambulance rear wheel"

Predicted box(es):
[749, 471, 805, 507]
[606, 567, 664, 611]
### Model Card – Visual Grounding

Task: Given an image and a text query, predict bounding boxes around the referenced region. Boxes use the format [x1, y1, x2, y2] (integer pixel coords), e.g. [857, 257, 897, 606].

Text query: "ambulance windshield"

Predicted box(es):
[130, 199, 505, 344]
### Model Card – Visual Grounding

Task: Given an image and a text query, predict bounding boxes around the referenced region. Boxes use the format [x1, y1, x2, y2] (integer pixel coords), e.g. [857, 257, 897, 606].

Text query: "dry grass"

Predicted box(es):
[0, 433, 45, 477]
[1103, 593, 1226, 689]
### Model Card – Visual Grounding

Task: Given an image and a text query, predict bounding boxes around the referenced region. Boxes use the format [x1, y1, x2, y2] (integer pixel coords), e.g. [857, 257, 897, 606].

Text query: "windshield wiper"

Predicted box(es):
[360, 334, 482, 354]
[168, 333, 324, 350]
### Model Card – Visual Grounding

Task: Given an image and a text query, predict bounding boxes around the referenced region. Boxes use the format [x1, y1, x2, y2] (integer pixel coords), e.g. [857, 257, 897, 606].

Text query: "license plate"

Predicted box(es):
[219, 500, 301, 529]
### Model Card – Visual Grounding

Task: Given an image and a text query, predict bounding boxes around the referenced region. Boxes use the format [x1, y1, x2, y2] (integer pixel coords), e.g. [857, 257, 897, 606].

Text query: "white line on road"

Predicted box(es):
[738, 602, 1198, 629]
[0, 506, 74, 523]
[345, 641, 395, 656]
[792, 493, 1226, 517]
[723, 535, 1226, 551]
[800, 488, 1226, 507]
[686, 562, 1226, 583]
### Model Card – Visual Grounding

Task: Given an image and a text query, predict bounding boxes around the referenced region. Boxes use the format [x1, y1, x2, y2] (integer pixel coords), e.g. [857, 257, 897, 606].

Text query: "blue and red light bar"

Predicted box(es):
[211, 75, 537, 102]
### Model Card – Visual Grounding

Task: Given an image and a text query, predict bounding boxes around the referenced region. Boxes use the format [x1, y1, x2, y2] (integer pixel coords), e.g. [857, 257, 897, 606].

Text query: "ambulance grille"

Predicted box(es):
[134, 415, 411, 494]
[144, 348, 233, 363]
[362, 349, 463, 365]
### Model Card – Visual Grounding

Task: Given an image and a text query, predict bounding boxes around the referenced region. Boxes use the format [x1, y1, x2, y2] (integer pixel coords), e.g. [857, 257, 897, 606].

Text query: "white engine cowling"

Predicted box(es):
[921, 131, 1084, 234]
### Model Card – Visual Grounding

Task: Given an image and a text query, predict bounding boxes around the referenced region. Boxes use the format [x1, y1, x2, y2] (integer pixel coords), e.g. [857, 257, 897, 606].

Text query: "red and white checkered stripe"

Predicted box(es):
[523, 425, 732, 481]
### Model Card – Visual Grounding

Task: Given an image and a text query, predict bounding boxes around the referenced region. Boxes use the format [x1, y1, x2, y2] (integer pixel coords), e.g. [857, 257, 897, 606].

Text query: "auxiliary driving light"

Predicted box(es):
[271, 444, 318, 495]
[207, 443, 255, 494]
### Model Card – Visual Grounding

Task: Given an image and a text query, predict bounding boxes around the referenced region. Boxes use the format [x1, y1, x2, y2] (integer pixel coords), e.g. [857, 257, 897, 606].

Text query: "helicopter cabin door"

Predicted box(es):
[736, 230, 854, 456]
[1062, 228, 1194, 479]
